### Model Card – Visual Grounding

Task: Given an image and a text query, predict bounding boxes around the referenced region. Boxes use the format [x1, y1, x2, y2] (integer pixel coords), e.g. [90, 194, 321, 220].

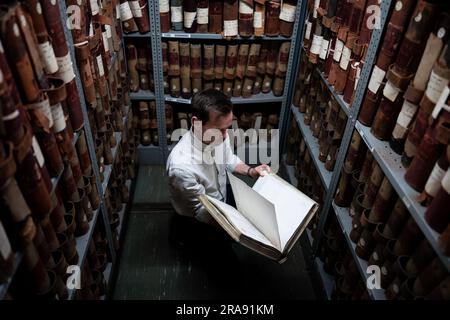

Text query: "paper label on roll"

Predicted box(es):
[396, 100, 418, 128]
[310, 35, 323, 55]
[304, 21, 312, 40]
[358, 238, 366, 247]
[102, 31, 109, 52]
[159, 0, 170, 13]
[119, 2, 133, 21]
[280, 4, 296, 22]
[130, 1, 143, 17]
[425, 163, 446, 197]
[90, 0, 100, 15]
[184, 11, 196, 28]
[116, 4, 120, 19]
[395, 1, 403, 11]
[239, 2, 253, 14]
[438, 28, 446, 39]
[56, 53, 76, 83]
[254, 12, 263, 28]
[31, 98, 53, 128]
[197, 8, 209, 24]
[354, 65, 361, 90]
[383, 81, 401, 102]
[373, 252, 379, 261]
[105, 25, 112, 39]
[333, 39, 344, 62]
[431, 86, 450, 119]
[224, 20, 238, 36]
[171, 6, 183, 22]
[425, 70, 449, 104]
[313, 0, 320, 18]
[51, 103, 66, 133]
[319, 39, 330, 60]
[38, 41, 58, 74]
[32, 136, 45, 168]
[0, 222, 12, 260]
[441, 168, 450, 194]
[339, 46, 352, 70]
[381, 266, 388, 275]
[97, 55, 105, 77]
[368, 65, 386, 94]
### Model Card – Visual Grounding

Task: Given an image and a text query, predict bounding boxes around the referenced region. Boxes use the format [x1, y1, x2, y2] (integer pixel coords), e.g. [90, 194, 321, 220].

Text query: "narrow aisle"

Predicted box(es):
[112, 166, 317, 300]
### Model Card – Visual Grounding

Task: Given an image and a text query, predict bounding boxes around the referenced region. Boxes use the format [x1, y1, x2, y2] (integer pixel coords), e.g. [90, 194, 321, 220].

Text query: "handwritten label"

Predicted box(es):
[368, 65, 386, 94]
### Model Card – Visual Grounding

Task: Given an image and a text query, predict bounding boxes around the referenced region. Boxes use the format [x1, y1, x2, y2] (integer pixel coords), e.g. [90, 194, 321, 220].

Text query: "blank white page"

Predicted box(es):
[252, 174, 316, 250]
[207, 196, 274, 248]
[227, 172, 281, 251]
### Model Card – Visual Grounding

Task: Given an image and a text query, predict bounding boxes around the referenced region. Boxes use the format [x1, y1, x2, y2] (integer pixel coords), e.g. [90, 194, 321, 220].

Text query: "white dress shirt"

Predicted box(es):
[166, 130, 243, 224]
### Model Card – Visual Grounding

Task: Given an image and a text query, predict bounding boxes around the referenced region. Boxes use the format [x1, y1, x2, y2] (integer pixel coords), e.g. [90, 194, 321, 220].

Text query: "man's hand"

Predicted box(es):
[248, 164, 271, 179]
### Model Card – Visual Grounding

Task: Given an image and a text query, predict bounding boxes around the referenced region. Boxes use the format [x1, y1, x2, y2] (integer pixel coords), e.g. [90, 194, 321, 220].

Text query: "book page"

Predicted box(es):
[207, 196, 275, 248]
[227, 172, 281, 251]
[252, 174, 317, 251]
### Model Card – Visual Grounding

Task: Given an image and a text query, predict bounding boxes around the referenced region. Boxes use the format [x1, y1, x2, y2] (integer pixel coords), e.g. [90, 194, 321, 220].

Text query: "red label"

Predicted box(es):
[227, 56, 238, 68]
[169, 52, 179, 65]
[279, 52, 289, 64]
[215, 55, 225, 67]
[203, 58, 214, 70]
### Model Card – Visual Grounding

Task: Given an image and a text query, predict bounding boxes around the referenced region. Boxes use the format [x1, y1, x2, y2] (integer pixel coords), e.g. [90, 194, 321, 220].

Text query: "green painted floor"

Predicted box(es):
[112, 165, 316, 300]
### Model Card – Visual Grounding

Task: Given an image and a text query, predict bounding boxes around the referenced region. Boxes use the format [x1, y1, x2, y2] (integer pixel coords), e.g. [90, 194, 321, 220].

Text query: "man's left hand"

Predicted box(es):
[248, 164, 271, 179]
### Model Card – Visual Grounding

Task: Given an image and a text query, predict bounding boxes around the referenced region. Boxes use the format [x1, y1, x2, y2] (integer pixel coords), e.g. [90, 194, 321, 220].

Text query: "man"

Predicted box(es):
[166, 89, 270, 226]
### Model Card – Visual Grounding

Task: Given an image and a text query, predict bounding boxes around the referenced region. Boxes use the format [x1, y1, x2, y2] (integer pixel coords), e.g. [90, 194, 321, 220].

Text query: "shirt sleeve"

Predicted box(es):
[224, 136, 244, 172]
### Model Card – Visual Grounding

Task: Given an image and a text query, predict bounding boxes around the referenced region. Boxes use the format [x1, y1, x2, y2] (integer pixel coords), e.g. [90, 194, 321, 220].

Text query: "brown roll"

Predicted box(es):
[254, 1, 265, 37]
[275, 42, 290, 78]
[190, 43, 202, 78]
[132, 0, 151, 33]
[168, 41, 180, 76]
[203, 44, 215, 80]
[209, 0, 223, 33]
[239, 0, 254, 38]
[235, 44, 250, 79]
[214, 45, 226, 79]
[171, 0, 184, 31]
[224, 44, 239, 79]
[279, 0, 296, 37]
[224, 0, 239, 38]
[265, 0, 281, 36]
[197, 0, 209, 33]
[119, 0, 137, 32]
[183, 0, 198, 33]
[160, 0, 171, 32]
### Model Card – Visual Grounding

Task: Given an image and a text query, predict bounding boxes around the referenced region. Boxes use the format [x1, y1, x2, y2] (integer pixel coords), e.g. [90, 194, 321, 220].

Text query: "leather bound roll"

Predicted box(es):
[209, 0, 223, 33]
[160, 0, 171, 32]
[413, 258, 447, 297]
[224, 44, 238, 80]
[262, 74, 273, 93]
[119, 0, 137, 32]
[256, 44, 269, 75]
[126, 44, 139, 91]
[265, 44, 277, 76]
[275, 42, 290, 78]
[246, 44, 261, 78]
[197, 0, 209, 33]
[224, 0, 238, 38]
[168, 41, 180, 76]
[204, 79, 214, 90]
[214, 45, 226, 79]
[383, 198, 408, 239]
[252, 74, 263, 94]
[265, 0, 281, 36]
[239, 0, 254, 38]
[190, 44, 202, 79]
[233, 78, 243, 97]
[180, 43, 191, 98]
[394, 217, 423, 257]
[273, 76, 285, 96]
[362, 161, 383, 208]
[75, 42, 96, 104]
[223, 79, 233, 96]
[235, 44, 250, 79]
[213, 79, 222, 91]
[131, 0, 151, 33]
[279, 0, 297, 37]
[192, 78, 202, 94]
[241, 77, 254, 98]
[183, 0, 197, 33]
[203, 44, 215, 80]
[170, 76, 181, 97]
[254, 1, 265, 36]
[368, 177, 397, 223]
[171, 0, 184, 31]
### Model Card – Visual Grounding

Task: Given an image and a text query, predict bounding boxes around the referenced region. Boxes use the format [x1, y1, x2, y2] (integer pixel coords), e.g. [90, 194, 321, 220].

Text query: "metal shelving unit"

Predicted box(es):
[164, 92, 284, 105]
[161, 31, 291, 41]
[130, 90, 155, 100]
[332, 202, 387, 300]
[291, 105, 332, 191]
[355, 121, 450, 272]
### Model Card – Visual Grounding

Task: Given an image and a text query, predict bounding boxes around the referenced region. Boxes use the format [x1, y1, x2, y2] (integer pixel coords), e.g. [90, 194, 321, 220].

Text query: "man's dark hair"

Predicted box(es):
[191, 89, 233, 123]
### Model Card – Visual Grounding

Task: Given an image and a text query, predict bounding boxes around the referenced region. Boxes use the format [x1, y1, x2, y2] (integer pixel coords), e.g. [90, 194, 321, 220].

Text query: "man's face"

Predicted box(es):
[192, 111, 233, 145]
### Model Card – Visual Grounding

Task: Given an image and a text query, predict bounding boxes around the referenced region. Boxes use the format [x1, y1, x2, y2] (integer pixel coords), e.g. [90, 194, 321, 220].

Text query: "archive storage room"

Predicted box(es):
[0, 0, 449, 304]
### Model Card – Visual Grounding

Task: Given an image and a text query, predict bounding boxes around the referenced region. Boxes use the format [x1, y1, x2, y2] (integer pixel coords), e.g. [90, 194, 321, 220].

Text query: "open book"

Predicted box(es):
[198, 172, 319, 263]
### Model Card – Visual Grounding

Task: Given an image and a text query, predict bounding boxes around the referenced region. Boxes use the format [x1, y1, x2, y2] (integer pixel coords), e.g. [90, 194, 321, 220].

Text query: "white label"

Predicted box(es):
[358, 238, 366, 247]
[265, 81, 270, 87]
[89, 22, 94, 37]
[373, 252, 379, 261]
[415, 12, 422, 23]
[425, 70, 449, 104]
[224, 20, 238, 36]
[51, 0, 56, 5]
[333, 39, 344, 62]
[130, 1, 143, 18]
[56, 53, 76, 83]
[0, 222, 12, 260]
[171, 6, 182, 23]
[254, 12, 263, 28]
[2, 110, 19, 121]
[395, 1, 403, 11]
[51, 103, 66, 132]
[105, 25, 112, 39]
[397, 100, 418, 128]
[197, 8, 209, 24]
[310, 35, 323, 55]
[340, 46, 352, 70]
[182, 87, 188, 93]
[438, 27, 446, 39]
[184, 11, 196, 28]
[305, 21, 312, 40]
[193, 88, 199, 93]
[90, 0, 100, 15]
[383, 81, 401, 102]
[368, 65, 386, 94]
[431, 86, 450, 119]
[83, 214, 87, 222]
[116, 4, 120, 19]
[280, 4, 296, 22]
[31, 98, 53, 128]
[381, 266, 388, 275]
[36, 2, 42, 15]
[354, 65, 361, 90]
[247, 85, 252, 90]
[313, 0, 320, 19]
[393, 284, 399, 294]
[425, 163, 446, 197]
[237, 85, 241, 90]
[19, 14, 27, 28]
[32, 136, 45, 168]
[13, 23, 19, 37]
[102, 32, 109, 52]
[227, 87, 232, 92]
[319, 39, 330, 60]
[38, 41, 58, 74]
[119, 2, 133, 21]
[441, 168, 450, 194]
[239, 2, 253, 14]
[97, 55, 105, 77]
[159, 0, 170, 13]
[254, 82, 260, 87]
